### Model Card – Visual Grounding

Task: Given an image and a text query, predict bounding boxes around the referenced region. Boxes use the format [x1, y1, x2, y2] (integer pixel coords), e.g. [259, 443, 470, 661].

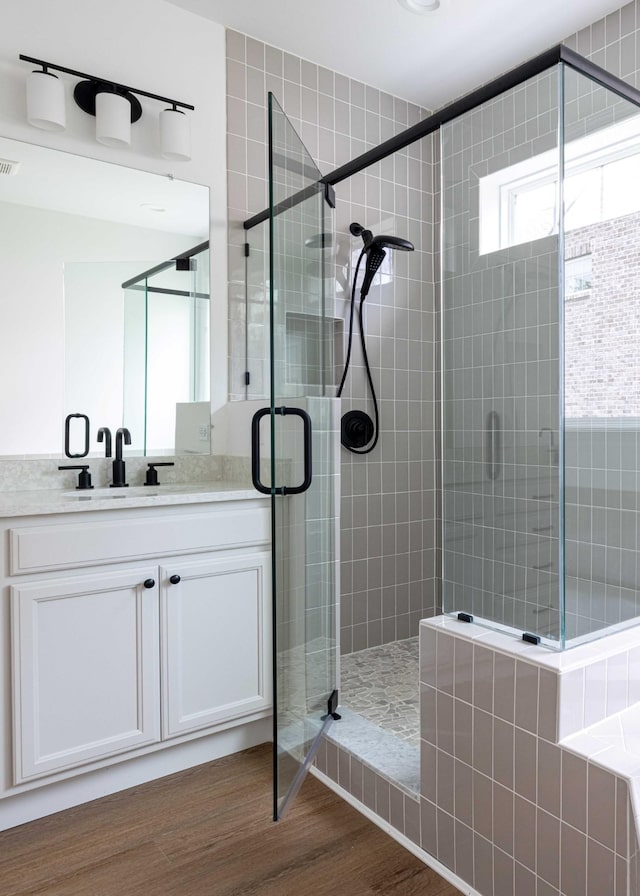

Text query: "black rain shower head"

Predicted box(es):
[350, 222, 414, 300]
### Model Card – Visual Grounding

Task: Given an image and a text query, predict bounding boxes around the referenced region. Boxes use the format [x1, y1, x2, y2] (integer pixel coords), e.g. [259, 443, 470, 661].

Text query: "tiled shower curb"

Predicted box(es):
[310, 762, 481, 896]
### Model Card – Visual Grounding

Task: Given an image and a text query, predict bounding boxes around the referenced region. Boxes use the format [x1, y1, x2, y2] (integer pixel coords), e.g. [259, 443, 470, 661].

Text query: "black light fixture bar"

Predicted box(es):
[19, 54, 194, 111]
[244, 44, 640, 231]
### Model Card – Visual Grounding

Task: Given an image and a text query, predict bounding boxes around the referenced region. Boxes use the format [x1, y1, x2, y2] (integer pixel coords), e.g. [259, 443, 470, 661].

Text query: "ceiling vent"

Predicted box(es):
[0, 158, 20, 176]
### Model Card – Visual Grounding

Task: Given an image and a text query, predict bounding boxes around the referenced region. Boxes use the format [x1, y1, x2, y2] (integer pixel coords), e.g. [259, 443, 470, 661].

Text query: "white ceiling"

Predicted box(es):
[166, 0, 625, 110]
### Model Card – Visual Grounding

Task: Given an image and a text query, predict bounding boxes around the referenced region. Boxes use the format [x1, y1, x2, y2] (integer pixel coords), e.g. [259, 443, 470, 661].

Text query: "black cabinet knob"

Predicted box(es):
[169, 574, 181, 585]
[143, 578, 155, 589]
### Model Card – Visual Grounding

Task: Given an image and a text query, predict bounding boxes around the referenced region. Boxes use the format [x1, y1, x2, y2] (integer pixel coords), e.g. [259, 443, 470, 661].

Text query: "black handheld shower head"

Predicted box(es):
[370, 233, 414, 251]
[350, 222, 415, 299]
[349, 221, 415, 255]
[338, 224, 416, 455]
[359, 245, 387, 300]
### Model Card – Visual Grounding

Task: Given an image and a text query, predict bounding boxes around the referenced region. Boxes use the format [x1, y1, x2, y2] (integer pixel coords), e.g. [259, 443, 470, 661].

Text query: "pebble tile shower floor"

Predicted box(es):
[340, 637, 420, 747]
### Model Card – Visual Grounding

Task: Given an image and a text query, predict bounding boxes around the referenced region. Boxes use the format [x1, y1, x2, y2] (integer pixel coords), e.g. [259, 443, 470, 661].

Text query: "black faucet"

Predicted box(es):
[97, 427, 112, 458]
[110, 427, 131, 488]
[58, 464, 93, 490]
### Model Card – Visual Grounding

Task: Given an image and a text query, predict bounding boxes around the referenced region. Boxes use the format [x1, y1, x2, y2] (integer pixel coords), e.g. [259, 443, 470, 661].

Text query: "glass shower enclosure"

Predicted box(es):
[440, 54, 640, 647]
[122, 242, 210, 455]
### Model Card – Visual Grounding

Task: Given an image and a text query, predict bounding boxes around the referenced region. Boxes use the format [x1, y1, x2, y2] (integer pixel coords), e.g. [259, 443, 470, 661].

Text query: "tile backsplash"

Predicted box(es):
[0, 454, 250, 493]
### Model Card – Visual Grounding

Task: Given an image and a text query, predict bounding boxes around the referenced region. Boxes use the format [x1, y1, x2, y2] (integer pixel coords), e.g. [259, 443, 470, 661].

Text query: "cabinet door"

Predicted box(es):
[160, 552, 271, 738]
[11, 568, 161, 783]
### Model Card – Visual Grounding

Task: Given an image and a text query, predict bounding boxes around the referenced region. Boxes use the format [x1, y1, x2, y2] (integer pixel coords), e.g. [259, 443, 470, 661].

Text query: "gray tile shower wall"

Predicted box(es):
[419, 621, 637, 896]
[337, 147, 439, 651]
[225, 31, 439, 654]
[566, 1, 640, 83]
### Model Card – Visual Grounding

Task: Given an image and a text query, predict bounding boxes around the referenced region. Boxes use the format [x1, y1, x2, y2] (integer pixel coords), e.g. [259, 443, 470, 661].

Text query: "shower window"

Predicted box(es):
[508, 176, 557, 244]
[479, 115, 640, 254]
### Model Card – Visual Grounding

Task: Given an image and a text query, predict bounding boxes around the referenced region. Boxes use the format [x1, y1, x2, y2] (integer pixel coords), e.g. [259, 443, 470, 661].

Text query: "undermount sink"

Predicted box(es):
[61, 483, 211, 499]
[63, 486, 158, 498]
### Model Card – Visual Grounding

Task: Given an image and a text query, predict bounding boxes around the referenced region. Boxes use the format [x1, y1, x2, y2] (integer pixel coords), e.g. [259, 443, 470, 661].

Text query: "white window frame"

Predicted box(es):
[479, 115, 640, 255]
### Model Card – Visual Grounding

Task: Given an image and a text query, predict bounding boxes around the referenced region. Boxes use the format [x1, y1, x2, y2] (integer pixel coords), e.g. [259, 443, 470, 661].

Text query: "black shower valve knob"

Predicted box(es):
[341, 410, 374, 450]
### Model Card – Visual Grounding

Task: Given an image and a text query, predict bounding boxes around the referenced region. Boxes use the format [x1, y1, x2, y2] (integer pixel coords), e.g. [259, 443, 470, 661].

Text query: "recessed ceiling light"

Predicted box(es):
[398, 0, 440, 12]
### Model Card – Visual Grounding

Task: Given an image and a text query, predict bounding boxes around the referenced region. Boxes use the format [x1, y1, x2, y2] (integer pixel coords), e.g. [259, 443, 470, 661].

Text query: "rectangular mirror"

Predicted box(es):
[0, 136, 210, 458]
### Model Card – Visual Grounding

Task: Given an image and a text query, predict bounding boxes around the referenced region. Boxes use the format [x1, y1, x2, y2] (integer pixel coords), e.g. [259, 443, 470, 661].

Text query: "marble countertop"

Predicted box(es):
[0, 482, 263, 517]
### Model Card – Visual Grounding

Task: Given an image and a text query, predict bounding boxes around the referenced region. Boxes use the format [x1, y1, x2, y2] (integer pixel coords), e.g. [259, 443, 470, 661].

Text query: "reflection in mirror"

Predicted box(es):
[0, 136, 210, 458]
[122, 243, 210, 455]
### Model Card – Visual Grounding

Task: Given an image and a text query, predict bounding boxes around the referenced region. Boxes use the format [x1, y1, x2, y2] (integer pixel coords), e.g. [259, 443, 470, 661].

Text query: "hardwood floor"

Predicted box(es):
[0, 744, 460, 896]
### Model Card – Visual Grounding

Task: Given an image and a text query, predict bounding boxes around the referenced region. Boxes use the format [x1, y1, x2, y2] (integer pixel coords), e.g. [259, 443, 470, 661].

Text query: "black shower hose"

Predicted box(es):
[336, 247, 380, 455]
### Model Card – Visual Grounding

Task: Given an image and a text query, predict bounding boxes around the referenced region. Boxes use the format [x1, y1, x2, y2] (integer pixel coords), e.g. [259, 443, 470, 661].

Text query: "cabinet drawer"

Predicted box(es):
[10, 507, 270, 574]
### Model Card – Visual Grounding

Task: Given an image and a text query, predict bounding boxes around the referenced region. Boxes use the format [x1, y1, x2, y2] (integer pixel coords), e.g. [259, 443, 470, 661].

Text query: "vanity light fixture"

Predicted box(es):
[20, 55, 194, 160]
[26, 64, 66, 131]
[159, 105, 191, 163]
[94, 87, 137, 148]
[397, 0, 440, 12]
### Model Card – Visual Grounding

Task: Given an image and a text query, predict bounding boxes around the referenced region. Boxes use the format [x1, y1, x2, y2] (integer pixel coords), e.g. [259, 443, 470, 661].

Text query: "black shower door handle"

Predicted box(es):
[251, 406, 313, 496]
[486, 410, 501, 481]
[64, 413, 90, 458]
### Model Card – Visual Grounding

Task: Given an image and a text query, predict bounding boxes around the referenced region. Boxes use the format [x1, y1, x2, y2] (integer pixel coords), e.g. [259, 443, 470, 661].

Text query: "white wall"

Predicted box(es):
[0, 0, 229, 436]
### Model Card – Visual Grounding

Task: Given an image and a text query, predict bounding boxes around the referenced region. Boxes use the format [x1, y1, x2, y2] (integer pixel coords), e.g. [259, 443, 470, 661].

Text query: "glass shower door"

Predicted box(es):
[253, 94, 339, 820]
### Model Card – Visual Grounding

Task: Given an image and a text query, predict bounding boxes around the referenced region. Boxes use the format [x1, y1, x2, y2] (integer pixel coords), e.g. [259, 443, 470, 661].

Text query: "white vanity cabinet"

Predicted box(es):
[1, 494, 271, 808]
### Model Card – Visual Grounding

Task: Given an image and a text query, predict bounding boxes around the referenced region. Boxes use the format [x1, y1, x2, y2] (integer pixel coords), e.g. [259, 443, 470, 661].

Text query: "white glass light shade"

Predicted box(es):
[26, 70, 66, 131]
[160, 107, 191, 162]
[95, 91, 131, 147]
